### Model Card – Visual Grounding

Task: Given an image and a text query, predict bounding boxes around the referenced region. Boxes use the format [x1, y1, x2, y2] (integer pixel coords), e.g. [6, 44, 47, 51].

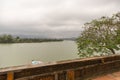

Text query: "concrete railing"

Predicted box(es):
[0, 54, 120, 80]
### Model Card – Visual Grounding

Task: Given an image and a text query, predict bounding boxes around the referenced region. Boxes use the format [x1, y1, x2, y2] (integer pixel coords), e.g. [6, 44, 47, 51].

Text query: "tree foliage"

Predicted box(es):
[0, 35, 14, 43]
[77, 12, 120, 58]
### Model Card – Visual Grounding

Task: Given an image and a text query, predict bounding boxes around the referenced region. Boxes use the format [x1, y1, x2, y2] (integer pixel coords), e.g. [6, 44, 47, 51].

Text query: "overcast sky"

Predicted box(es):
[0, 0, 120, 38]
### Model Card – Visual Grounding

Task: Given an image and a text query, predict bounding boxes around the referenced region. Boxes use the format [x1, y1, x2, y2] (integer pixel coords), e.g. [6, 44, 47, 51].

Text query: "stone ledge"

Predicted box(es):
[0, 54, 120, 80]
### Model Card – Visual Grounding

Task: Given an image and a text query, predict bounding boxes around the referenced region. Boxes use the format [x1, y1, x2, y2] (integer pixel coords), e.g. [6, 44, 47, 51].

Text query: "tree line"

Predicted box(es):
[0, 34, 63, 43]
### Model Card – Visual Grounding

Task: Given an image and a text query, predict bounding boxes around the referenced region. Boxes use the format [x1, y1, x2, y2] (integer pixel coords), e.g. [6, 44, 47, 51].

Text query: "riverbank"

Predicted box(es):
[0, 34, 63, 43]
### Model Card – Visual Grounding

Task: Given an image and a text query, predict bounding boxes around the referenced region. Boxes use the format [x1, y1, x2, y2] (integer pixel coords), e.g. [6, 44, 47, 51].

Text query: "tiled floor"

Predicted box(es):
[93, 71, 120, 80]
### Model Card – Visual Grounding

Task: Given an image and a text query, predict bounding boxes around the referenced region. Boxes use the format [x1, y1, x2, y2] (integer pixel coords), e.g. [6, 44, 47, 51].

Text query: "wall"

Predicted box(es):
[0, 55, 120, 80]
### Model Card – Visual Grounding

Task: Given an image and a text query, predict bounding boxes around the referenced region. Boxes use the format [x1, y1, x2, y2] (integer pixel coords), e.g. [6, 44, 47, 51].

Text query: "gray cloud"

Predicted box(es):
[0, 0, 120, 38]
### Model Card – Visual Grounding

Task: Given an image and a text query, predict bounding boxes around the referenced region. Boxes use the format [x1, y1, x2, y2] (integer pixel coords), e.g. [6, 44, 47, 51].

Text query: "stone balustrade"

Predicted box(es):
[0, 54, 120, 80]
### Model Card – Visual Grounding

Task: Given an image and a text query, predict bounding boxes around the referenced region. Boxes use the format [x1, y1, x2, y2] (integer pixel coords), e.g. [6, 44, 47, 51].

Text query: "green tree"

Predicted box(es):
[0, 35, 14, 43]
[15, 36, 21, 42]
[77, 12, 120, 58]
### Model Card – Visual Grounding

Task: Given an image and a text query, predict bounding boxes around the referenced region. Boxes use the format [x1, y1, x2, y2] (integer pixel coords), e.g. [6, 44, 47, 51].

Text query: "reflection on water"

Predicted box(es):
[0, 41, 78, 68]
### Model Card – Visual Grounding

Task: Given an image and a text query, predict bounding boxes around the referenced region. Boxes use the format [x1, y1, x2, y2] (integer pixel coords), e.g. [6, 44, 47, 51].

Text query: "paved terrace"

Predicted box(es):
[93, 71, 120, 80]
[0, 54, 120, 80]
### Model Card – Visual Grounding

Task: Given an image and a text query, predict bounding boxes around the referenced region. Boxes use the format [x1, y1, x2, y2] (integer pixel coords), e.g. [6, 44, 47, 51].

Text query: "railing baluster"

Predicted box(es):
[7, 72, 14, 80]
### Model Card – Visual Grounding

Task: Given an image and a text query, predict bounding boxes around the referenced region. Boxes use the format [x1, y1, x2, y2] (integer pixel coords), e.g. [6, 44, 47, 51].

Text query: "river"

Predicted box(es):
[0, 41, 79, 68]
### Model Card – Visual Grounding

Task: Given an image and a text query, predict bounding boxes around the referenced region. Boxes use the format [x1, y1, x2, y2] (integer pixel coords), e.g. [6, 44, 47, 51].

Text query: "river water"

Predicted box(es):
[0, 41, 79, 68]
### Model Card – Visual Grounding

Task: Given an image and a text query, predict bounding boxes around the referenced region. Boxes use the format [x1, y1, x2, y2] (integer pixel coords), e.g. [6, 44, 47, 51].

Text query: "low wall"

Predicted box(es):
[0, 55, 120, 80]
